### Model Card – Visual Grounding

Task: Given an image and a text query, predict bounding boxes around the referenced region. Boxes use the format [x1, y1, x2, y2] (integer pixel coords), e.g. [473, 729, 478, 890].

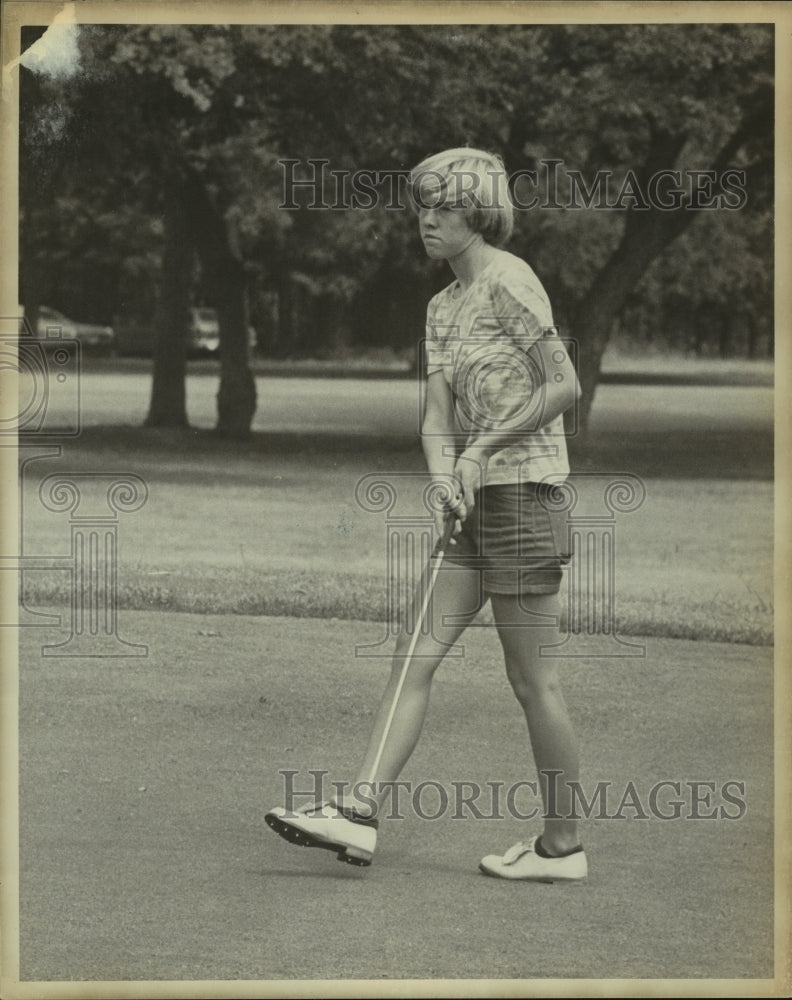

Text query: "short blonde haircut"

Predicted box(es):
[409, 147, 514, 247]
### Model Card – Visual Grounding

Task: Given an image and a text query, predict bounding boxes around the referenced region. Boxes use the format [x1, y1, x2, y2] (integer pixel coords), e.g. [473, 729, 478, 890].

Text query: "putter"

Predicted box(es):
[363, 512, 457, 786]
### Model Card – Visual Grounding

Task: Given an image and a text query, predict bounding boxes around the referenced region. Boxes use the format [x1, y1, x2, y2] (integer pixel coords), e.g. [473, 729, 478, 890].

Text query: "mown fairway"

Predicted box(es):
[13, 363, 778, 989]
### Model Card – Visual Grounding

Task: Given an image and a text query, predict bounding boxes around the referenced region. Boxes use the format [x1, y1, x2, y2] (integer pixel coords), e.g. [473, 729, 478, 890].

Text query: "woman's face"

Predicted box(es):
[415, 174, 479, 261]
[418, 203, 477, 261]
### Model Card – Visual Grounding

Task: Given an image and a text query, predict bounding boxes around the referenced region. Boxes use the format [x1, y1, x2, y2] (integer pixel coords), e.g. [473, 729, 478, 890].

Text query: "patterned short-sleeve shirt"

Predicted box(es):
[425, 250, 570, 486]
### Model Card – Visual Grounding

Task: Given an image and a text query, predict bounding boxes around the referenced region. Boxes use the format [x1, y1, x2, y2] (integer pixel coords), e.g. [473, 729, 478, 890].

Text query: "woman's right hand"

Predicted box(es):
[436, 494, 466, 545]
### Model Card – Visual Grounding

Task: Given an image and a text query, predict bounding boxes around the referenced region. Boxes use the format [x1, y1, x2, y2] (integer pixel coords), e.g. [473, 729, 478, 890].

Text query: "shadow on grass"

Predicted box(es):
[20, 424, 773, 643]
[64, 424, 773, 480]
[568, 430, 772, 480]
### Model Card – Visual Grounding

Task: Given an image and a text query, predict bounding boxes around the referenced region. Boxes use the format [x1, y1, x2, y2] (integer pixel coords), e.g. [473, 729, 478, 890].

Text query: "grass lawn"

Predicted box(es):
[11, 376, 780, 989]
[19, 425, 773, 646]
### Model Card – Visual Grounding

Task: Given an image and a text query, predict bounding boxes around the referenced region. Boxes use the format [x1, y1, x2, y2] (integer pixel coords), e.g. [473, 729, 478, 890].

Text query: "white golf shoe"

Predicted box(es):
[265, 801, 378, 867]
[479, 836, 587, 883]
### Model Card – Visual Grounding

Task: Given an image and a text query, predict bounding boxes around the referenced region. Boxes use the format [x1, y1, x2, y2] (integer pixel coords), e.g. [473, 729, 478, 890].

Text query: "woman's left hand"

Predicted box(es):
[454, 451, 486, 512]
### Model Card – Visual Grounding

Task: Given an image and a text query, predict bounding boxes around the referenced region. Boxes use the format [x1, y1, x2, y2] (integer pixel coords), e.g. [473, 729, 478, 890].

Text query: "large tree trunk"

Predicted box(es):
[570, 124, 690, 431]
[18, 63, 48, 345]
[572, 216, 687, 429]
[569, 94, 771, 431]
[145, 188, 191, 428]
[181, 169, 256, 439]
[275, 271, 295, 357]
[215, 254, 256, 438]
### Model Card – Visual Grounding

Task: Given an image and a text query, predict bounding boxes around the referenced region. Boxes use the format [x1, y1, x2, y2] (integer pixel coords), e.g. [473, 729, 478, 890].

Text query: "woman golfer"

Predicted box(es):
[266, 148, 585, 882]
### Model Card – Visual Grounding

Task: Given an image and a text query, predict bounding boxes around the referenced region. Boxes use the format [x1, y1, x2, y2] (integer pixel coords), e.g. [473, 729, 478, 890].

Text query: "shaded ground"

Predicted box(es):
[19, 613, 774, 985]
[25, 368, 774, 471]
[88, 352, 776, 387]
[19, 425, 774, 645]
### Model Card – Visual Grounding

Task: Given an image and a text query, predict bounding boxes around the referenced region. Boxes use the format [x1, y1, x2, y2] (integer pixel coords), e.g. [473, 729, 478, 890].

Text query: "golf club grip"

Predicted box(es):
[437, 514, 455, 555]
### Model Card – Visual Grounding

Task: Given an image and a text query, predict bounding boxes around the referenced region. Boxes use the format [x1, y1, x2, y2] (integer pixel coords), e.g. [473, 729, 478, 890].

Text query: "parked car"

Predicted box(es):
[32, 305, 116, 355]
[115, 307, 257, 357]
[189, 307, 220, 354]
[189, 307, 257, 355]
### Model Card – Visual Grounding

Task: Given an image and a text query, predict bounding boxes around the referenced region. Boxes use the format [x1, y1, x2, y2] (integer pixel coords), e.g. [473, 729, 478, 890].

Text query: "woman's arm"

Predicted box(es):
[456, 331, 581, 495]
[421, 371, 468, 534]
[421, 370, 458, 477]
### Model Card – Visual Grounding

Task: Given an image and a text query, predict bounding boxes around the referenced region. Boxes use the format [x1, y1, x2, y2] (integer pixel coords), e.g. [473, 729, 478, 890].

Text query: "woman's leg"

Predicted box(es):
[264, 560, 485, 867]
[348, 561, 483, 809]
[491, 591, 580, 853]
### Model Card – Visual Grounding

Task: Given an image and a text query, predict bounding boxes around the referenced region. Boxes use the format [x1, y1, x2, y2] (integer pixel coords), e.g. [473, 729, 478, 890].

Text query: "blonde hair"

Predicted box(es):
[409, 147, 514, 246]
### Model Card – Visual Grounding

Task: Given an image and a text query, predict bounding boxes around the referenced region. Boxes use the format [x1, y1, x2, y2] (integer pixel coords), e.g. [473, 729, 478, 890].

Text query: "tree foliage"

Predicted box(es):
[19, 22, 773, 433]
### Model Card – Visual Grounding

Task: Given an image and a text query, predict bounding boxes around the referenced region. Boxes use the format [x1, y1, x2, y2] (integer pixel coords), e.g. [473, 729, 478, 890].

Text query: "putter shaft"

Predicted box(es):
[364, 515, 456, 785]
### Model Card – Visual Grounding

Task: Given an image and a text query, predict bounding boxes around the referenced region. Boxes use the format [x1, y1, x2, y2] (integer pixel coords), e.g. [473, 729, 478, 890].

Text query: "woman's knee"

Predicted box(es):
[505, 660, 563, 707]
[390, 636, 440, 683]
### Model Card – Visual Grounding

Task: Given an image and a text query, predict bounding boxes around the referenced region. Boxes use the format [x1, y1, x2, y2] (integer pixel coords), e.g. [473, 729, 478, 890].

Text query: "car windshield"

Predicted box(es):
[194, 308, 216, 321]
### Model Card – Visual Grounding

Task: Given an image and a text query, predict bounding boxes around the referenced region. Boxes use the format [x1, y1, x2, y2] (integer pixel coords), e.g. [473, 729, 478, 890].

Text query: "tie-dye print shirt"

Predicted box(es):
[424, 250, 570, 486]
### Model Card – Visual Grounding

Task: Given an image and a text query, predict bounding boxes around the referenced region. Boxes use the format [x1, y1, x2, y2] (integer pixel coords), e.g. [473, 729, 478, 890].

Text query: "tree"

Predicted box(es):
[20, 23, 773, 435]
[495, 24, 773, 425]
[259, 22, 772, 427]
[73, 25, 261, 436]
